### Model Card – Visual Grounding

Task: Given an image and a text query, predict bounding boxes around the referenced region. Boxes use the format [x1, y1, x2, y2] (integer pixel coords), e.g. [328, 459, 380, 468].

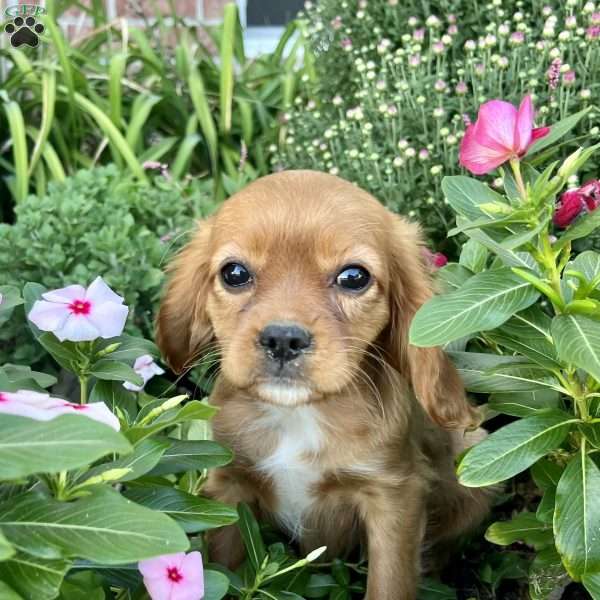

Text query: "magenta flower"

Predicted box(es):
[139, 552, 204, 600]
[423, 249, 448, 269]
[0, 390, 120, 430]
[123, 354, 165, 392]
[28, 277, 128, 342]
[587, 26, 600, 39]
[554, 181, 600, 228]
[459, 95, 550, 175]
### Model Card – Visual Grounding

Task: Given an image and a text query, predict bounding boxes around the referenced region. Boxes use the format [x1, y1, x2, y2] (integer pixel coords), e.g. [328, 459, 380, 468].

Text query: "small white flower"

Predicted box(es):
[28, 277, 128, 342]
[581, 89, 592, 99]
[124, 355, 165, 392]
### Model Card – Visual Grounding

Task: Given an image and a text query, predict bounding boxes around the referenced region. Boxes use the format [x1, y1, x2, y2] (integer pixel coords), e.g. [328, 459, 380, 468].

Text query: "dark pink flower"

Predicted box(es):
[587, 25, 600, 39]
[459, 95, 550, 175]
[423, 249, 448, 269]
[554, 181, 600, 228]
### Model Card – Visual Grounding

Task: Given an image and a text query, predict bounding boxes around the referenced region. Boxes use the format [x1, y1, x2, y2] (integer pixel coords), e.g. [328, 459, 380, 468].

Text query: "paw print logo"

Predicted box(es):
[4, 16, 45, 48]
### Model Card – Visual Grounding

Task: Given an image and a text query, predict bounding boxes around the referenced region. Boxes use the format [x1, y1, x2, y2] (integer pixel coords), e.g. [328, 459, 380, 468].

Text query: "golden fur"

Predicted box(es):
[157, 170, 493, 600]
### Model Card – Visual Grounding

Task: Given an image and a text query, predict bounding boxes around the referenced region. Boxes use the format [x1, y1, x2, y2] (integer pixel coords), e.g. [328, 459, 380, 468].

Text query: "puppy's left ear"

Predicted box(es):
[385, 215, 480, 430]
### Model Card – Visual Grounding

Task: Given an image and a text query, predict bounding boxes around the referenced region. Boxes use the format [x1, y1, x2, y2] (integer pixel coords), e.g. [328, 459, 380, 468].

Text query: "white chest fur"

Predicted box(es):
[255, 404, 324, 538]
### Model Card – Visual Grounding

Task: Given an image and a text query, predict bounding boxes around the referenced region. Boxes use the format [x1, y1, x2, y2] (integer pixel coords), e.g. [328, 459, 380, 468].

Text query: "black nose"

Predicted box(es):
[259, 322, 312, 363]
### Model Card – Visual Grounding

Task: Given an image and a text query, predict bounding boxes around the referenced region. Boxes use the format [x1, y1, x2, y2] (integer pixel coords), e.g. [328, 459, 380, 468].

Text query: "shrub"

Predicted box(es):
[410, 98, 600, 598]
[0, 165, 212, 364]
[276, 0, 600, 245]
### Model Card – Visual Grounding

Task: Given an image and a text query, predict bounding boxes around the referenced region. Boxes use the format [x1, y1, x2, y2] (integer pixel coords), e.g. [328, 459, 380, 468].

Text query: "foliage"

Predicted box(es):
[276, 0, 600, 245]
[409, 107, 600, 598]
[0, 165, 209, 365]
[0, 1, 304, 217]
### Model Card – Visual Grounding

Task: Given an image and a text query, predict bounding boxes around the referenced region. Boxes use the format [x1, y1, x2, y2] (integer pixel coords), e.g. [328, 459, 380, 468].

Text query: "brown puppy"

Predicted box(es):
[157, 170, 492, 600]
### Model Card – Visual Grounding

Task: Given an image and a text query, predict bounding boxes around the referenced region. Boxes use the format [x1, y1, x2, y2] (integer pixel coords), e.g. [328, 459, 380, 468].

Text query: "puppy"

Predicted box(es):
[157, 170, 492, 600]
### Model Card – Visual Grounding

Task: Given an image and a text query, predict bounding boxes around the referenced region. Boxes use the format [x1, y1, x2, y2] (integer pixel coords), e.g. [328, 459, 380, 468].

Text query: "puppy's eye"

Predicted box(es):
[335, 265, 371, 291]
[221, 262, 252, 288]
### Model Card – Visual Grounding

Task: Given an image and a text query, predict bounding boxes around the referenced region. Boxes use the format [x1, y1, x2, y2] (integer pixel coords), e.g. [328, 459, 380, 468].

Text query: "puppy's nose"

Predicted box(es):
[259, 322, 312, 363]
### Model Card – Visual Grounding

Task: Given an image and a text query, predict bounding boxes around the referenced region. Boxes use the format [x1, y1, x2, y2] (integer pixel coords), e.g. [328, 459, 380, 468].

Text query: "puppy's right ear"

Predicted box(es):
[156, 218, 214, 373]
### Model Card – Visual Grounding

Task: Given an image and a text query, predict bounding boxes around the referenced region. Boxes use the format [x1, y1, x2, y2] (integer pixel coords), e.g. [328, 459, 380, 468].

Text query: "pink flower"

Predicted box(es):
[547, 58, 562, 90]
[423, 249, 448, 269]
[28, 277, 128, 342]
[123, 354, 165, 392]
[340, 37, 352, 50]
[459, 95, 550, 175]
[0, 390, 120, 430]
[455, 81, 468, 95]
[587, 26, 600, 39]
[562, 70, 576, 86]
[413, 28, 425, 41]
[139, 552, 204, 600]
[553, 181, 600, 228]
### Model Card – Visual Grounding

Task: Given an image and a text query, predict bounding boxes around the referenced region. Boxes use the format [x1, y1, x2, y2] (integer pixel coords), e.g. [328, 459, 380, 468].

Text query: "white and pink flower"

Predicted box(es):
[139, 552, 204, 600]
[0, 390, 120, 430]
[28, 277, 128, 342]
[123, 355, 165, 392]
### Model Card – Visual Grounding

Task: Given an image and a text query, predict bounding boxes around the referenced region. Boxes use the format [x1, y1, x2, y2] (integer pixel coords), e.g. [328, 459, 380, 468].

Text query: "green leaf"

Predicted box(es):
[567, 251, 600, 286]
[126, 401, 217, 444]
[531, 458, 564, 491]
[96, 335, 159, 361]
[436, 264, 473, 292]
[150, 439, 233, 475]
[442, 176, 508, 220]
[555, 209, 600, 250]
[89, 380, 137, 421]
[0, 285, 23, 326]
[305, 574, 338, 598]
[579, 423, 600, 449]
[0, 415, 132, 480]
[410, 268, 539, 347]
[485, 511, 553, 550]
[458, 411, 575, 487]
[204, 569, 231, 600]
[237, 502, 266, 572]
[583, 572, 600, 600]
[417, 578, 457, 600]
[0, 364, 56, 392]
[37, 333, 80, 371]
[0, 581, 22, 600]
[58, 571, 105, 600]
[124, 486, 238, 532]
[83, 437, 170, 483]
[459, 239, 488, 273]
[529, 546, 570, 600]
[89, 359, 143, 386]
[0, 553, 70, 600]
[0, 528, 15, 560]
[450, 352, 559, 393]
[552, 315, 600, 382]
[486, 307, 559, 369]
[489, 390, 560, 417]
[554, 450, 600, 577]
[0, 487, 189, 563]
[526, 107, 591, 156]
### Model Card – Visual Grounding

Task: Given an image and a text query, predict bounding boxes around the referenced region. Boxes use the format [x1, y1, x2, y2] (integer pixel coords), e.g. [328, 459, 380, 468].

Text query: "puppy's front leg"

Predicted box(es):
[361, 481, 427, 600]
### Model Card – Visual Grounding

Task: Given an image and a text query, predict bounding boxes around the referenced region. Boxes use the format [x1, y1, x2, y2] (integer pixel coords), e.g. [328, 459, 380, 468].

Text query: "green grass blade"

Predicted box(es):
[125, 94, 161, 150]
[44, 18, 76, 107]
[65, 88, 147, 182]
[26, 126, 66, 183]
[139, 137, 178, 163]
[109, 52, 128, 127]
[188, 68, 218, 172]
[29, 69, 56, 176]
[129, 28, 163, 74]
[171, 134, 202, 180]
[3, 101, 29, 203]
[238, 98, 253, 145]
[219, 3, 237, 134]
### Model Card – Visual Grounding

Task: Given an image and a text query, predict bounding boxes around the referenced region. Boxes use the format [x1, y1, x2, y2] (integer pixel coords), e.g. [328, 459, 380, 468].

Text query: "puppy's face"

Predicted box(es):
[158, 171, 478, 427]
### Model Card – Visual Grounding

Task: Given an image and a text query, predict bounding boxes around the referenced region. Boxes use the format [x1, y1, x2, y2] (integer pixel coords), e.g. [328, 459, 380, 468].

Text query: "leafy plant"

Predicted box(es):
[0, 1, 304, 215]
[409, 102, 600, 598]
[0, 165, 209, 365]
[277, 0, 600, 245]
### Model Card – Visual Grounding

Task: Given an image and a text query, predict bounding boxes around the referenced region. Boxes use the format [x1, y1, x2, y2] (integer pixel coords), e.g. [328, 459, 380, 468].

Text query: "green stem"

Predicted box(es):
[79, 375, 88, 405]
[510, 158, 527, 202]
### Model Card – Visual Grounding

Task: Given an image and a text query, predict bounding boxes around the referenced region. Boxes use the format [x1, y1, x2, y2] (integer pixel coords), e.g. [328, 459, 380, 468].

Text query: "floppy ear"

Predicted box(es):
[155, 218, 215, 373]
[385, 215, 480, 430]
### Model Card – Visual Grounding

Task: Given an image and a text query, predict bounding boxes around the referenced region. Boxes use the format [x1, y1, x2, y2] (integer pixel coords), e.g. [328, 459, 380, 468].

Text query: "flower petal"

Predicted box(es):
[0, 391, 57, 421]
[85, 277, 124, 305]
[55, 315, 101, 342]
[459, 124, 511, 174]
[515, 95, 534, 153]
[180, 551, 203, 583]
[474, 99, 518, 153]
[28, 300, 71, 332]
[531, 126, 550, 142]
[42, 284, 87, 304]
[143, 576, 174, 600]
[51, 402, 120, 431]
[86, 302, 129, 339]
[139, 554, 186, 577]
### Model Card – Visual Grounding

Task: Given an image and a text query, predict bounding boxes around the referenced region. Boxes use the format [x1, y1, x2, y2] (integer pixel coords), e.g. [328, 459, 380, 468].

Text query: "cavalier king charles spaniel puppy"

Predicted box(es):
[157, 170, 492, 600]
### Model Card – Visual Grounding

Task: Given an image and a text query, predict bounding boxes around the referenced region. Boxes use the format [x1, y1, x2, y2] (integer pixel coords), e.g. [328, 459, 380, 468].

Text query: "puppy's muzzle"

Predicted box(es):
[258, 321, 312, 368]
